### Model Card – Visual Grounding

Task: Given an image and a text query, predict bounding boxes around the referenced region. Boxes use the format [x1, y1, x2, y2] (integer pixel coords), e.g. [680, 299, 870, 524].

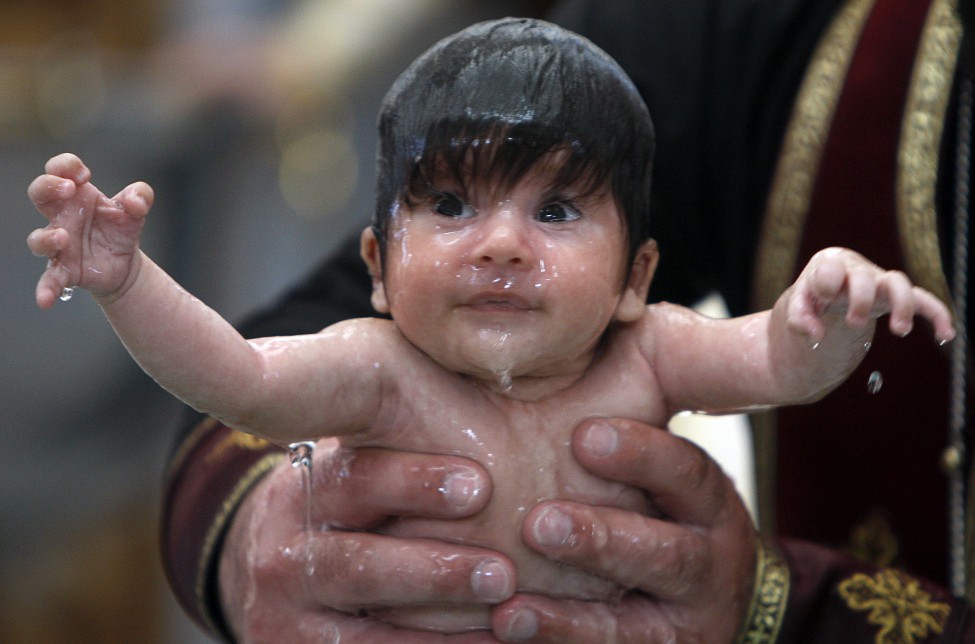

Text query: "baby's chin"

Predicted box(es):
[433, 333, 532, 389]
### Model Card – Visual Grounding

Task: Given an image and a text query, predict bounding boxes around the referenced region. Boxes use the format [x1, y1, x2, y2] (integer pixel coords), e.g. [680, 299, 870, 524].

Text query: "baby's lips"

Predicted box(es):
[464, 291, 533, 310]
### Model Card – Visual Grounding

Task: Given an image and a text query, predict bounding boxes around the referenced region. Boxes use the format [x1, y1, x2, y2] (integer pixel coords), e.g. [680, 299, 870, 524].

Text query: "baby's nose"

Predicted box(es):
[474, 212, 532, 265]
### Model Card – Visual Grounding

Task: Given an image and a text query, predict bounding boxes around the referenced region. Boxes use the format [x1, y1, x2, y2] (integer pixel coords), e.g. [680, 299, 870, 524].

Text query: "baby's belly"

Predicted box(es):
[371, 447, 650, 632]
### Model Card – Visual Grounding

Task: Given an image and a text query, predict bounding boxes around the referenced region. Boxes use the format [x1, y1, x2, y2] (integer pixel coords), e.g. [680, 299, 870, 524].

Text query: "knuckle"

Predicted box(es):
[312, 537, 375, 611]
[249, 545, 291, 589]
[675, 444, 715, 497]
[653, 535, 706, 596]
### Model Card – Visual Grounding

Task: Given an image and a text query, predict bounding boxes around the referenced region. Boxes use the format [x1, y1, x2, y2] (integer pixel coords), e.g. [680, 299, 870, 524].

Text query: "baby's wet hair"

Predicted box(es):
[373, 17, 654, 265]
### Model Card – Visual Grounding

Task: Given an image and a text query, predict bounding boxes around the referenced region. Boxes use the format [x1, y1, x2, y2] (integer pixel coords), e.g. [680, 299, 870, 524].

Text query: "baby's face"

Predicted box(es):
[366, 161, 636, 392]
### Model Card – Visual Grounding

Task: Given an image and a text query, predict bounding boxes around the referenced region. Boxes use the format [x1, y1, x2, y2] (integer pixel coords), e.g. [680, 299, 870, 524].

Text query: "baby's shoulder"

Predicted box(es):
[322, 316, 409, 343]
[323, 317, 437, 369]
[607, 301, 708, 358]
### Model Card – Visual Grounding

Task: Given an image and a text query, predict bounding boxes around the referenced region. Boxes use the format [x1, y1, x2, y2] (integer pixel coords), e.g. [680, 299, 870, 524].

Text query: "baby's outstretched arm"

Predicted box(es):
[767, 246, 954, 400]
[651, 247, 954, 414]
[27, 153, 153, 309]
[27, 154, 384, 442]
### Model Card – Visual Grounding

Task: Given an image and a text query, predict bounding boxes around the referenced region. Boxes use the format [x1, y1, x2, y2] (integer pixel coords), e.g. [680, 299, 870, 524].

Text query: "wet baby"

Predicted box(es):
[27, 18, 954, 633]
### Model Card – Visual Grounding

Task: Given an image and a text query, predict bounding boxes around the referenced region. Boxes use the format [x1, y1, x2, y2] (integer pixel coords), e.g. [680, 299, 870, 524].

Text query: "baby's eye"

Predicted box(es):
[433, 193, 475, 219]
[537, 202, 581, 223]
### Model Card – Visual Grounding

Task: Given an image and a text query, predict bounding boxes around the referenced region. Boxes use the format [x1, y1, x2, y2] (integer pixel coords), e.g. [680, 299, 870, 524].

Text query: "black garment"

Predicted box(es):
[552, 0, 845, 315]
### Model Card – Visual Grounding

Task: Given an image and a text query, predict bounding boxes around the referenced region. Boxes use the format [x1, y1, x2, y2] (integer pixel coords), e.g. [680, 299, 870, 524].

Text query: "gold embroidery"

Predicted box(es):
[205, 427, 272, 463]
[897, 0, 961, 307]
[735, 537, 790, 643]
[750, 0, 876, 535]
[196, 452, 285, 637]
[845, 512, 900, 569]
[752, 0, 875, 312]
[164, 416, 220, 481]
[838, 570, 951, 643]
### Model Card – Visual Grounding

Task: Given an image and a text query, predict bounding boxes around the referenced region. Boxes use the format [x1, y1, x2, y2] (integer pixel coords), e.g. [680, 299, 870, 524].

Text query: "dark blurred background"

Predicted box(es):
[1, 1, 555, 641]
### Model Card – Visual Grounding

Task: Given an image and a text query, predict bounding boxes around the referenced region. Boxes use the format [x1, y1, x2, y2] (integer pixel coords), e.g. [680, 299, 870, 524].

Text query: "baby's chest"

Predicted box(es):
[385, 380, 657, 506]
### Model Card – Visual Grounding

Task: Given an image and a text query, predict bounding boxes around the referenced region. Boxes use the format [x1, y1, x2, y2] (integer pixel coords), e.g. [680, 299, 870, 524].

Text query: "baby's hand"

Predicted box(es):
[787, 247, 956, 345]
[26, 153, 154, 309]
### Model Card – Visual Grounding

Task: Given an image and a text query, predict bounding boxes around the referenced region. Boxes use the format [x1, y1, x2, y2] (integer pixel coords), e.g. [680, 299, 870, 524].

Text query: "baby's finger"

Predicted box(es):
[26, 227, 68, 258]
[912, 286, 957, 343]
[43, 153, 91, 184]
[786, 283, 826, 342]
[878, 270, 915, 337]
[844, 265, 879, 328]
[807, 251, 847, 303]
[34, 265, 69, 310]
[27, 174, 75, 211]
[110, 181, 155, 219]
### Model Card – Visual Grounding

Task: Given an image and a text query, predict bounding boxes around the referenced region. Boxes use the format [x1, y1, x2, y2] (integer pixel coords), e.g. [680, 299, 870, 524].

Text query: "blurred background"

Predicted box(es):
[1, 1, 557, 641]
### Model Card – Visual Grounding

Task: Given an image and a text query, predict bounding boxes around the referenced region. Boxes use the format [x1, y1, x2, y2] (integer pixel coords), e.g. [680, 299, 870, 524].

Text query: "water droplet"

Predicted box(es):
[810, 341, 820, 351]
[289, 441, 316, 469]
[59, 287, 74, 302]
[863, 341, 872, 352]
[867, 370, 883, 395]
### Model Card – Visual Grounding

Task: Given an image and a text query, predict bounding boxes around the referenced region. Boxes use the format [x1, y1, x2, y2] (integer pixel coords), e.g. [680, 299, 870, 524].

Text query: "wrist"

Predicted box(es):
[735, 535, 790, 643]
[91, 249, 146, 306]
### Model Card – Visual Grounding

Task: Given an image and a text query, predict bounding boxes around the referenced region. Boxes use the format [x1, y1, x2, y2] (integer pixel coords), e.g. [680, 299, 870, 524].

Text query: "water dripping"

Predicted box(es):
[288, 441, 317, 572]
[59, 287, 74, 302]
[867, 370, 883, 395]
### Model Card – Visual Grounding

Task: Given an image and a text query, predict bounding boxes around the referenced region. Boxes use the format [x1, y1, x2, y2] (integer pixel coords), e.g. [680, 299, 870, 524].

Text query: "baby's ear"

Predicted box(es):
[360, 227, 390, 314]
[615, 239, 658, 322]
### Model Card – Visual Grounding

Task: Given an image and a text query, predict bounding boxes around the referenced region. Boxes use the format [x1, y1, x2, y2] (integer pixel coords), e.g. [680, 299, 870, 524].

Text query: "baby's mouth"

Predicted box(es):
[463, 292, 534, 312]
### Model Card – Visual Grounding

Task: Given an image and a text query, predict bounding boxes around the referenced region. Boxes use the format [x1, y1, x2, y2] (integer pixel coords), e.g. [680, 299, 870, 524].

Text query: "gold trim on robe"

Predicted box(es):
[749, 0, 962, 551]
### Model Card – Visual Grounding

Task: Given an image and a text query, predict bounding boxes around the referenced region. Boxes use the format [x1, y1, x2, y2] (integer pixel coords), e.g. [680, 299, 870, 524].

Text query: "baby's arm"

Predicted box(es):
[27, 154, 383, 442]
[650, 247, 955, 414]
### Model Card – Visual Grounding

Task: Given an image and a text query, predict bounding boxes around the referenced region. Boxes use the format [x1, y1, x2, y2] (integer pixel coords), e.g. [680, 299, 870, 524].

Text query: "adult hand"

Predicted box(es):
[492, 418, 757, 643]
[218, 438, 516, 643]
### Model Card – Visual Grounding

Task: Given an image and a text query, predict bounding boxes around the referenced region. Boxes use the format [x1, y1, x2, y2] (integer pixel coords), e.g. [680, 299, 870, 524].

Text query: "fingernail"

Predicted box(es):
[532, 506, 573, 547]
[471, 559, 513, 601]
[582, 422, 618, 457]
[443, 468, 484, 508]
[501, 608, 538, 640]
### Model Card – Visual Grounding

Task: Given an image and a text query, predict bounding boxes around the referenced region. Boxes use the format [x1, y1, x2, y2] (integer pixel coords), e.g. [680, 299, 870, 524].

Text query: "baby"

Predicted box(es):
[27, 18, 954, 632]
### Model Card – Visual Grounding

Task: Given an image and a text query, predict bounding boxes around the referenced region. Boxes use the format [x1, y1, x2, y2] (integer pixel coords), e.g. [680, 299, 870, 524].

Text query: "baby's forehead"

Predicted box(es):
[419, 145, 609, 198]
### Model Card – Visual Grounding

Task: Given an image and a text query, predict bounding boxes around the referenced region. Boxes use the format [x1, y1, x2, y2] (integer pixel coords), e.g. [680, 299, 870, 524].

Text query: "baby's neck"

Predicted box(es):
[469, 359, 596, 402]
